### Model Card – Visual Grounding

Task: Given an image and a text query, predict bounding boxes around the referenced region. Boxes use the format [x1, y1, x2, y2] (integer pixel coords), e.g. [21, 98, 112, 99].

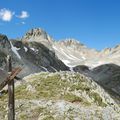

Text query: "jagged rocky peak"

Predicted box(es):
[22, 28, 53, 43]
[0, 34, 11, 52]
[58, 38, 85, 47]
[112, 44, 120, 52]
[100, 44, 120, 55]
[55, 39, 87, 52]
[101, 47, 112, 54]
[114, 44, 120, 49]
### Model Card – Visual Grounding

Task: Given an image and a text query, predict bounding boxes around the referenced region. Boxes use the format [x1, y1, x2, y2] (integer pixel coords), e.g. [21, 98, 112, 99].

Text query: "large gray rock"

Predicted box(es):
[91, 64, 120, 97]
[0, 69, 8, 85]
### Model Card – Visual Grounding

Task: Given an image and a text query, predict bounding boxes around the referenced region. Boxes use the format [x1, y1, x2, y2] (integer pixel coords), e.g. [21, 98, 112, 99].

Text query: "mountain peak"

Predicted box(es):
[0, 34, 8, 41]
[58, 38, 85, 47]
[24, 28, 46, 37]
[0, 34, 11, 52]
[22, 28, 53, 43]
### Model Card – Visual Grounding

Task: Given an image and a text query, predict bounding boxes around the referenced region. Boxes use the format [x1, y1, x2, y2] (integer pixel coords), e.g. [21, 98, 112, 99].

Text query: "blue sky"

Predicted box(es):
[0, 0, 120, 50]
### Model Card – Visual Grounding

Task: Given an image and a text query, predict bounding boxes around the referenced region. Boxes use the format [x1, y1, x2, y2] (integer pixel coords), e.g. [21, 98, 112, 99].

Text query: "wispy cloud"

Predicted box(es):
[0, 8, 14, 22]
[21, 21, 26, 24]
[15, 21, 26, 25]
[17, 11, 29, 19]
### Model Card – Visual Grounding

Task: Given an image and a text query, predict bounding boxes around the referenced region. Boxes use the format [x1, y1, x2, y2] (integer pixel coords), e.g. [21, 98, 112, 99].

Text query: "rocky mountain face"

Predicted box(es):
[53, 39, 99, 68]
[91, 64, 120, 97]
[22, 28, 53, 49]
[0, 31, 69, 77]
[53, 39, 120, 68]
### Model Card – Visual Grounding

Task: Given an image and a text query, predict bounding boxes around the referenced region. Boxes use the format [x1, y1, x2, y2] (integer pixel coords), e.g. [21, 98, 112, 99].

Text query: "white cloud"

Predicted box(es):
[0, 8, 14, 22]
[15, 21, 26, 25]
[21, 21, 26, 24]
[17, 11, 29, 19]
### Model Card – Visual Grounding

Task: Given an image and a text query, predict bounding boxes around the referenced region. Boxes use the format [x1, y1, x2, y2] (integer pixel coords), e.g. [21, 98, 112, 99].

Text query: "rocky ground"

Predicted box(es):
[0, 72, 120, 120]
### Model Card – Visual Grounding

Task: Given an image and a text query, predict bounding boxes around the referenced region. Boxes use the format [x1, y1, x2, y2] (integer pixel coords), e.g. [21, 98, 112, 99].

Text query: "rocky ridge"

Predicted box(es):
[0, 72, 120, 119]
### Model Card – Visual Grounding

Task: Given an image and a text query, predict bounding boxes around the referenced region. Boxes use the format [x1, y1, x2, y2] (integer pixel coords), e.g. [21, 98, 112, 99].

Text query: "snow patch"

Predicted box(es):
[69, 54, 80, 60]
[30, 47, 35, 51]
[69, 67, 74, 71]
[10, 41, 21, 59]
[41, 66, 48, 72]
[30, 47, 38, 52]
[52, 45, 58, 51]
[24, 47, 28, 52]
[82, 56, 86, 60]
[61, 49, 76, 60]
[50, 66, 57, 72]
[62, 60, 75, 67]
[62, 60, 70, 64]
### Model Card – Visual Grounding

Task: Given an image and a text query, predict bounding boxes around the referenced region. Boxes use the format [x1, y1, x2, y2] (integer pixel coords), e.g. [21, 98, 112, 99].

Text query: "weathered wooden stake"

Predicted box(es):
[6, 55, 15, 120]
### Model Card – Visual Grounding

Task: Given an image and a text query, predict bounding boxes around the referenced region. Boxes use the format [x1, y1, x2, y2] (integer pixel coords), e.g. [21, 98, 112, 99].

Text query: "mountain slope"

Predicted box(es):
[91, 64, 120, 97]
[0, 33, 69, 77]
[53, 39, 99, 67]
[53, 39, 120, 68]
[0, 72, 120, 120]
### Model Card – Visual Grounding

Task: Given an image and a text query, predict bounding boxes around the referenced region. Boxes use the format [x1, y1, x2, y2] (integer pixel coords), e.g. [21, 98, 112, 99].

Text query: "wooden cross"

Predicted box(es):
[0, 55, 22, 120]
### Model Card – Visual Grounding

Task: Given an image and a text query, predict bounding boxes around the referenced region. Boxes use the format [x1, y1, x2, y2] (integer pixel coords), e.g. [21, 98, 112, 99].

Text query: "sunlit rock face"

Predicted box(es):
[22, 28, 53, 49]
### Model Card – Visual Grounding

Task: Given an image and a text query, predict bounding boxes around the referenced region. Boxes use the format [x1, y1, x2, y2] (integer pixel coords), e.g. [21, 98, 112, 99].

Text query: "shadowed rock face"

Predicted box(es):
[91, 64, 120, 96]
[73, 65, 89, 72]
[0, 69, 8, 84]
[0, 34, 11, 52]
[0, 33, 69, 77]
[11, 40, 69, 77]
[0, 34, 11, 70]
[73, 64, 120, 101]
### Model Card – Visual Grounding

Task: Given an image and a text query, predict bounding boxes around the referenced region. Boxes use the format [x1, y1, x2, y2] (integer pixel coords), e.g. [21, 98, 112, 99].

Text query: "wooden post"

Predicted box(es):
[6, 55, 15, 120]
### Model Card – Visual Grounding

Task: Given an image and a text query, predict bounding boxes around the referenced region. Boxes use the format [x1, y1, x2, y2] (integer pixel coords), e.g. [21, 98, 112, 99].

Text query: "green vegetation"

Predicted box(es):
[63, 93, 83, 103]
[14, 73, 91, 105]
[89, 92, 107, 107]
[11, 72, 107, 108]
[19, 107, 46, 120]
[0, 72, 115, 120]
[43, 116, 54, 120]
[70, 83, 90, 91]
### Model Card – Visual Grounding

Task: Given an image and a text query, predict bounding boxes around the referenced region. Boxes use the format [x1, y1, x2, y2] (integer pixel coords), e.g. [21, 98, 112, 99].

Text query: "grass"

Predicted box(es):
[63, 93, 83, 103]
[12, 73, 106, 107]
[89, 92, 107, 107]
[14, 73, 91, 105]
[19, 107, 46, 120]
[43, 116, 54, 120]
[0, 72, 110, 120]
